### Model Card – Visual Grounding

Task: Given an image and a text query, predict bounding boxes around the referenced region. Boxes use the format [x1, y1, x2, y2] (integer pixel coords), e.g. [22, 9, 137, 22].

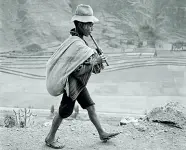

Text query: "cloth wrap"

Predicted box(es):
[46, 36, 95, 97]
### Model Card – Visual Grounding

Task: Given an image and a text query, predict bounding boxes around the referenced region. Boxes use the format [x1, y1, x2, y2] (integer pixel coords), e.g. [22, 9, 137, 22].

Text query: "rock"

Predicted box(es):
[71, 127, 75, 131]
[164, 129, 168, 132]
[120, 118, 129, 125]
[149, 131, 155, 137]
[145, 102, 186, 129]
[120, 117, 138, 126]
[43, 122, 52, 127]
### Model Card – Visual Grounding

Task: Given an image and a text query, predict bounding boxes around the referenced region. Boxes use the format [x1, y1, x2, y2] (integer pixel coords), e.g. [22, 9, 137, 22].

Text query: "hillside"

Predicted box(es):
[0, 0, 73, 52]
[0, 0, 186, 53]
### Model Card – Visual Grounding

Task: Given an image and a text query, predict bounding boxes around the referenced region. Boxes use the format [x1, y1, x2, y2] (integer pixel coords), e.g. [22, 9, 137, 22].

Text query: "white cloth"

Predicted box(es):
[46, 35, 94, 96]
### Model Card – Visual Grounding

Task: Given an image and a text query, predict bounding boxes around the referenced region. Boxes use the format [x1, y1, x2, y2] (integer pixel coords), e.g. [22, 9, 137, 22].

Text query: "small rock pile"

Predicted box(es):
[145, 102, 186, 129]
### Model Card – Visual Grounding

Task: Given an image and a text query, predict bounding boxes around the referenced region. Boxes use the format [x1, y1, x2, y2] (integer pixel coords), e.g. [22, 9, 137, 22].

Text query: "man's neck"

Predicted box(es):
[75, 28, 83, 39]
[70, 28, 88, 45]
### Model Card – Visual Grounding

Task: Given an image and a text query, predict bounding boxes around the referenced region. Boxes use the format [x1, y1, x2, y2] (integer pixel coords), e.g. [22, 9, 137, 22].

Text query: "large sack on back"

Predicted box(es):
[46, 36, 94, 96]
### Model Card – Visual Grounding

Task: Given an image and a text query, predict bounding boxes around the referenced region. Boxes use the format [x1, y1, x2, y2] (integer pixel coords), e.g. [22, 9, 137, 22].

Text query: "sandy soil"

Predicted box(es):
[0, 112, 186, 150]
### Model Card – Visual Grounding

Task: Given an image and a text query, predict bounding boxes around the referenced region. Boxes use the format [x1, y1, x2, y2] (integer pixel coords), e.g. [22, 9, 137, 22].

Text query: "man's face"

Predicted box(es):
[79, 22, 94, 36]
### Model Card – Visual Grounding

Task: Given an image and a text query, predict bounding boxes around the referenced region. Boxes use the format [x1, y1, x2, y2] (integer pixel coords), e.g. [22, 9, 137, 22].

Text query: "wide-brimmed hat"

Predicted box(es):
[71, 4, 99, 23]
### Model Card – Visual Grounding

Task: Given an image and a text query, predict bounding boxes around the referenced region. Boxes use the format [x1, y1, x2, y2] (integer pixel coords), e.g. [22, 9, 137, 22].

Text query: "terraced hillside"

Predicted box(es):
[1, 50, 186, 79]
[1, 0, 186, 52]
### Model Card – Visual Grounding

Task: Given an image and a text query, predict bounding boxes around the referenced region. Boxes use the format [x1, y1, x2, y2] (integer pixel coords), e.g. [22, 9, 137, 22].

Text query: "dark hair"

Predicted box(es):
[74, 21, 93, 27]
[74, 20, 81, 27]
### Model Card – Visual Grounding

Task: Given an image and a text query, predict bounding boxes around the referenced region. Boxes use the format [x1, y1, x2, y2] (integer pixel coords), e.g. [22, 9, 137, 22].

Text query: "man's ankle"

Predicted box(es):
[45, 134, 55, 142]
[98, 130, 106, 136]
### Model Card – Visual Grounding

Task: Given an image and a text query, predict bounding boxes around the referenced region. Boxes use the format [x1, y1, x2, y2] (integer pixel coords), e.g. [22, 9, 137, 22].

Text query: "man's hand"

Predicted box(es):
[100, 54, 107, 63]
[95, 54, 106, 64]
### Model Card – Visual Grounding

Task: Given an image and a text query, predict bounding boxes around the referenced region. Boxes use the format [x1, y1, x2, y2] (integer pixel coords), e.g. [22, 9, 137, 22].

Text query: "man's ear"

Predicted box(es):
[78, 22, 85, 33]
[78, 22, 84, 28]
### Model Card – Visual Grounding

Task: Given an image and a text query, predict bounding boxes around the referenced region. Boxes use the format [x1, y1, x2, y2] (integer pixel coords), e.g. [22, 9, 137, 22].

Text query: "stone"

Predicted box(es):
[43, 122, 52, 127]
[120, 118, 130, 125]
[145, 102, 186, 129]
[71, 128, 75, 131]
[164, 129, 168, 132]
[120, 117, 138, 126]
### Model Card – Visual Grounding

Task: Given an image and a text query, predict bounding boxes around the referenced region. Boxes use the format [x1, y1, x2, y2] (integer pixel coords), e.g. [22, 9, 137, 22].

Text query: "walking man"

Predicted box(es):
[45, 4, 120, 149]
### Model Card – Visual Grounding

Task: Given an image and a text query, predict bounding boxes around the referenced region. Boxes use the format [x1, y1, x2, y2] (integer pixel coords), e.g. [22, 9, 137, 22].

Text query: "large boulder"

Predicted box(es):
[146, 102, 186, 129]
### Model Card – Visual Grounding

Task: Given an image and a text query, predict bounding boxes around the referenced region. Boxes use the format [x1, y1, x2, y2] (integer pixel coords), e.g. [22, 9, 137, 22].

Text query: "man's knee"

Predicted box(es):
[58, 107, 74, 119]
[86, 105, 96, 114]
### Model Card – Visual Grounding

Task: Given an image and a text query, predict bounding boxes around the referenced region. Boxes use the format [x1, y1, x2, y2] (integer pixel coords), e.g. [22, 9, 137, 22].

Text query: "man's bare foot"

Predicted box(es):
[45, 135, 55, 144]
[45, 137, 65, 149]
[99, 132, 120, 141]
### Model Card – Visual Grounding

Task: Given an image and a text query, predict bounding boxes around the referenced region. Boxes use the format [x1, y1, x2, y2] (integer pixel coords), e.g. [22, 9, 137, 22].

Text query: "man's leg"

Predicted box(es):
[45, 91, 75, 148]
[86, 105, 120, 140]
[86, 105, 104, 136]
[77, 87, 120, 141]
[45, 113, 63, 143]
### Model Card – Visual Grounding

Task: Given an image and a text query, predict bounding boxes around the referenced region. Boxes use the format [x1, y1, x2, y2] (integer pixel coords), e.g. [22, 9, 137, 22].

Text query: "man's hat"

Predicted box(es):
[71, 4, 99, 23]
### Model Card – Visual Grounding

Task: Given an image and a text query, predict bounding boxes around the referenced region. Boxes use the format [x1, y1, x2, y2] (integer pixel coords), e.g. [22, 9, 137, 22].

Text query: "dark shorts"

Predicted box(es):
[58, 87, 95, 118]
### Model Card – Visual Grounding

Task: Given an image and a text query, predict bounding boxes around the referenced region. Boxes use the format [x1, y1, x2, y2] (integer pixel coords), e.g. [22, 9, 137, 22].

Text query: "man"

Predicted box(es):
[45, 4, 120, 149]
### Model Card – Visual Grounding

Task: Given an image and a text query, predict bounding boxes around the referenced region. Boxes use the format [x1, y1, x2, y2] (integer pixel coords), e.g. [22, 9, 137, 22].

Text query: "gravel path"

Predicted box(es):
[1, 114, 186, 150]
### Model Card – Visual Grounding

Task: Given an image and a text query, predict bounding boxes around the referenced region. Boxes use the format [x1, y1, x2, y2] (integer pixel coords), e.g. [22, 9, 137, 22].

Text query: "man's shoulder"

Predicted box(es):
[70, 37, 89, 48]
[58, 36, 84, 49]
[68, 36, 83, 42]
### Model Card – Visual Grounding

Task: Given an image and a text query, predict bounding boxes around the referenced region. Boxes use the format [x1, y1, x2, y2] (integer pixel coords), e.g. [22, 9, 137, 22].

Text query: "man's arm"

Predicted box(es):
[72, 52, 103, 77]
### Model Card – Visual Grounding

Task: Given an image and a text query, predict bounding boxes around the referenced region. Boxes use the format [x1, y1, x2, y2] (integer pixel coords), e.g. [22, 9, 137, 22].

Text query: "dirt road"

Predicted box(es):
[0, 113, 186, 150]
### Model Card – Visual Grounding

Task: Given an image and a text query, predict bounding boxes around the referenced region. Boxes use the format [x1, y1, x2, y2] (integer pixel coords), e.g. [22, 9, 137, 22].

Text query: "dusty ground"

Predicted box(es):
[0, 112, 186, 150]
